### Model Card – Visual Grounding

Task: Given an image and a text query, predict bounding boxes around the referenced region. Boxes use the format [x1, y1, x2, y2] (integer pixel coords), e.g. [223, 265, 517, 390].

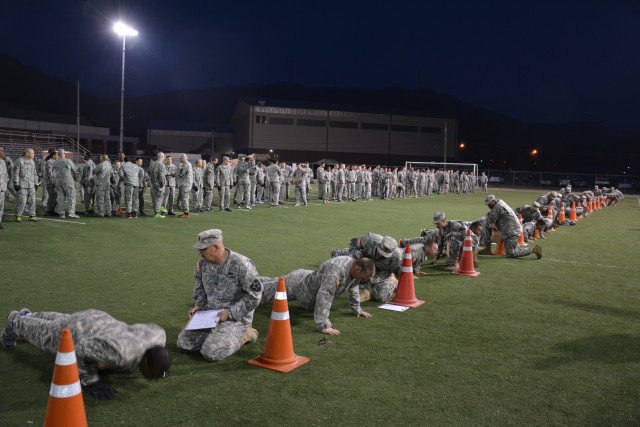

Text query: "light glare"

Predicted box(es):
[114, 22, 138, 37]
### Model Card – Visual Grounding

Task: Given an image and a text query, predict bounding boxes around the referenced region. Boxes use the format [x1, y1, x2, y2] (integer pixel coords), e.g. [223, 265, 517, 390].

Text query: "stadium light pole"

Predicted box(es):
[113, 21, 138, 154]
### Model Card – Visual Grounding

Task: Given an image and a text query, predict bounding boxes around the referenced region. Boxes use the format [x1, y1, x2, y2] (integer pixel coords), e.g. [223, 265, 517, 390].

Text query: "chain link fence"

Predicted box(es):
[482, 169, 638, 192]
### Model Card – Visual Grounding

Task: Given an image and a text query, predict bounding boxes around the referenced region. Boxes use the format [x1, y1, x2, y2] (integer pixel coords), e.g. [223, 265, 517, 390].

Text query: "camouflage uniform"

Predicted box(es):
[203, 162, 216, 210]
[266, 163, 281, 207]
[177, 161, 193, 213]
[163, 162, 177, 213]
[486, 199, 533, 257]
[235, 156, 254, 207]
[292, 167, 308, 206]
[177, 250, 262, 361]
[42, 157, 57, 214]
[259, 257, 364, 331]
[93, 160, 112, 216]
[333, 232, 400, 302]
[12, 309, 165, 386]
[121, 160, 140, 214]
[192, 165, 204, 211]
[434, 220, 467, 266]
[82, 158, 96, 212]
[216, 163, 233, 210]
[149, 160, 166, 215]
[53, 156, 78, 216]
[0, 158, 7, 225]
[13, 156, 38, 217]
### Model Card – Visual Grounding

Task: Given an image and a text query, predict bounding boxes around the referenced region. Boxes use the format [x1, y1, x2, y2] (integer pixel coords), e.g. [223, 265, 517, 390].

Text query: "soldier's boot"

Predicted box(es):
[444, 259, 459, 272]
[359, 288, 371, 302]
[473, 251, 479, 268]
[241, 327, 258, 345]
[532, 245, 543, 259]
[478, 247, 493, 255]
[1, 309, 29, 348]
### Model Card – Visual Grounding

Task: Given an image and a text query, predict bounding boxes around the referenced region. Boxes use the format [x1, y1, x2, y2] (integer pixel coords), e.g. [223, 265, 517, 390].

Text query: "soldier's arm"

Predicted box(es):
[314, 270, 339, 333]
[226, 261, 262, 321]
[192, 260, 208, 310]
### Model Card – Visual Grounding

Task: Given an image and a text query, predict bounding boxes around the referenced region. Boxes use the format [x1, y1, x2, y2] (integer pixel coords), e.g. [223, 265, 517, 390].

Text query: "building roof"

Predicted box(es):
[239, 97, 450, 120]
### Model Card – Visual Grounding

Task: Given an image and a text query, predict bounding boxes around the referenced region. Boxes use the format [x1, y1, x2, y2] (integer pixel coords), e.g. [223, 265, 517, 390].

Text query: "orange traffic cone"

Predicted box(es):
[249, 277, 309, 373]
[588, 198, 593, 213]
[44, 328, 87, 427]
[569, 201, 577, 221]
[533, 228, 541, 239]
[493, 239, 506, 256]
[517, 214, 527, 246]
[453, 229, 480, 277]
[387, 245, 425, 307]
[597, 196, 602, 209]
[547, 205, 554, 220]
[558, 203, 566, 223]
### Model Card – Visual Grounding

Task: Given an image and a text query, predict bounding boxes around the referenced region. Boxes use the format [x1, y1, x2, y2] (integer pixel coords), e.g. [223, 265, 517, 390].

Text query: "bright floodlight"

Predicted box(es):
[114, 22, 138, 37]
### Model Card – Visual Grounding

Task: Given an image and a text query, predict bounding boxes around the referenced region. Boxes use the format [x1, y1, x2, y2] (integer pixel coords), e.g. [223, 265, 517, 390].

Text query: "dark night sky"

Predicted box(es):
[2, 0, 640, 131]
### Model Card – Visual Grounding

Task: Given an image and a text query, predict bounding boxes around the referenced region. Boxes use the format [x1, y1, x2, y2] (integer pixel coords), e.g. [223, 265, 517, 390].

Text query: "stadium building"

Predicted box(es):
[231, 98, 458, 164]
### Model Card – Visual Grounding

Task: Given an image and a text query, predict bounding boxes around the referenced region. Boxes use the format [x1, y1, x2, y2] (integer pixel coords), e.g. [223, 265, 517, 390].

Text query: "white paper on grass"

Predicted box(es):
[185, 309, 223, 330]
[378, 303, 410, 312]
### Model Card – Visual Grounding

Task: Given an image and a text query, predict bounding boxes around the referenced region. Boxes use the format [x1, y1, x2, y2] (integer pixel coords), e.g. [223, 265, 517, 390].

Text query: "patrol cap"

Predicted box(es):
[238, 153, 246, 159]
[433, 211, 446, 223]
[533, 201, 541, 208]
[485, 194, 496, 204]
[222, 156, 230, 161]
[378, 236, 398, 258]
[193, 229, 223, 249]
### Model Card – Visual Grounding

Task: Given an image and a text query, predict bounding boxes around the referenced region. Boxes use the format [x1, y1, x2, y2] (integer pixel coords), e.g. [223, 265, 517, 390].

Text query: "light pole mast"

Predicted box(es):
[113, 21, 138, 154]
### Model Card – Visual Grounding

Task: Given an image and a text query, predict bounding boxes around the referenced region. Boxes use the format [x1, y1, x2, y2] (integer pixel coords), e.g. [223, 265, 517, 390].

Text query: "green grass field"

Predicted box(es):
[1, 188, 639, 426]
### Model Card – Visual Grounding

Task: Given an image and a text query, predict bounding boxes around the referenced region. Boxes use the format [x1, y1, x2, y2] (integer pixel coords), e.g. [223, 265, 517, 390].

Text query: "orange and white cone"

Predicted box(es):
[558, 203, 566, 223]
[44, 328, 87, 427]
[569, 201, 577, 221]
[517, 214, 527, 246]
[249, 277, 309, 373]
[547, 205, 554, 221]
[387, 245, 425, 307]
[587, 198, 593, 213]
[453, 229, 480, 277]
[493, 239, 506, 256]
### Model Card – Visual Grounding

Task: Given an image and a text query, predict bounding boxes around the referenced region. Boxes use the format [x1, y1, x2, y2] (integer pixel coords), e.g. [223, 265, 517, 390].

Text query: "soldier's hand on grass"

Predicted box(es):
[321, 327, 340, 335]
[217, 309, 230, 322]
[357, 311, 372, 318]
[86, 381, 117, 400]
[430, 258, 438, 265]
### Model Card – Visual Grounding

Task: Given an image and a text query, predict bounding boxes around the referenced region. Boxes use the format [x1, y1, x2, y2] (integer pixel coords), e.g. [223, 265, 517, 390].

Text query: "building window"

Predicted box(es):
[256, 115, 267, 124]
[297, 119, 327, 127]
[392, 124, 418, 132]
[329, 121, 358, 129]
[421, 126, 442, 134]
[361, 122, 388, 131]
[269, 117, 295, 125]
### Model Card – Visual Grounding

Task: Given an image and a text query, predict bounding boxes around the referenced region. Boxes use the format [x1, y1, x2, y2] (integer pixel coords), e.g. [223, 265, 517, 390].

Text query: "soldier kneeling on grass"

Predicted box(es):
[2, 309, 170, 400]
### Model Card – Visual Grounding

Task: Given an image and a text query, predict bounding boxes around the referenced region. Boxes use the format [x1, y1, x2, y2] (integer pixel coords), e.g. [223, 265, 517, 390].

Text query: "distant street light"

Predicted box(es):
[530, 149, 539, 156]
[113, 21, 138, 154]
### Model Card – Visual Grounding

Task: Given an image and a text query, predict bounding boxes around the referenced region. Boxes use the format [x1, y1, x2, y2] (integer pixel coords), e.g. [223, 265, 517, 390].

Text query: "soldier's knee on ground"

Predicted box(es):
[359, 287, 371, 302]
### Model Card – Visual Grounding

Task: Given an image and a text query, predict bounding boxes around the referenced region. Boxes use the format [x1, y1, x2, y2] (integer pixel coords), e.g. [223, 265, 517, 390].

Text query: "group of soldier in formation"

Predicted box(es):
[0, 146, 626, 402]
[0, 148, 488, 226]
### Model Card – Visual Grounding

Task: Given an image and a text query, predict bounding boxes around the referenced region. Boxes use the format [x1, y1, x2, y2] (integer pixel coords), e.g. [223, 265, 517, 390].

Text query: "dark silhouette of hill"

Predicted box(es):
[1, 53, 637, 173]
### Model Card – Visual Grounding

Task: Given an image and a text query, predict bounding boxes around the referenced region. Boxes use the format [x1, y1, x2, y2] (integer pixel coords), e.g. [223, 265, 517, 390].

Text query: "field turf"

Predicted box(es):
[0, 188, 638, 426]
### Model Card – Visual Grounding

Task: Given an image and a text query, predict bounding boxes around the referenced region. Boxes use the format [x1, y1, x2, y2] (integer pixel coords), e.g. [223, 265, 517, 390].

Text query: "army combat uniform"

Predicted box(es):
[333, 232, 400, 302]
[13, 155, 38, 218]
[10, 309, 166, 386]
[177, 250, 262, 361]
[486, 198, 534, 258]
[258, 256, 364, 332]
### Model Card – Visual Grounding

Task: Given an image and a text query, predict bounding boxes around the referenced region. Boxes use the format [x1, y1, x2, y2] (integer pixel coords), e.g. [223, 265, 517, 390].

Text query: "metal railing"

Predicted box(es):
[0, 130, 89, 160]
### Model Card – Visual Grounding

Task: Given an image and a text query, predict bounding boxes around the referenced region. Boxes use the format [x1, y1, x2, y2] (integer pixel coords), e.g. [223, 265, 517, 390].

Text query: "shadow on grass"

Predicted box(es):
[536, 297, 640, 320]
[533, 334, 640, 369]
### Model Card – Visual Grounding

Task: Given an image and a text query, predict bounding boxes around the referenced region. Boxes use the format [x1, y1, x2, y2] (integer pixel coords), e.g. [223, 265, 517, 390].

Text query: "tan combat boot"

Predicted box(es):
[241, 327, 258, 345]
[532, 245, 543, 259]
[473, 251, 479, 268]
